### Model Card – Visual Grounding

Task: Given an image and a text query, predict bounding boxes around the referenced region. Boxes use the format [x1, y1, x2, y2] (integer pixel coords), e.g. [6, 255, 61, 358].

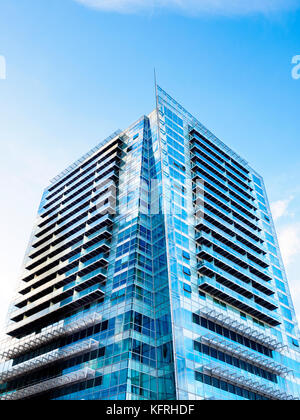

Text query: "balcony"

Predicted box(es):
[197, 258, 276, 310]
[0, 339, 98, 383]
[25, 224, 112, 276]
[199, 307, 284, 351]
[19, 244, 109, 299]
[7, 285, 104, 338]
[0, 312, 102, 361]
[192, 155, 251, 197]
[192, 165, 255, 216]
[198, 275, 280, 327]
[197, 245, 272, 286]
[16, 237, 110, 308]
[190, 134, 251, 183]
[28, 213, 113, 265]
[199, 199, 262, 246]
[31, 198, 115, 256]
[197, 232, 271, 281]
[11, 264, 107, 322]
[196, 218, 268, 265]
[47, 133, 124, 197]
[23, 237, 110, 291]
[32, 189, 115, 251]
[16, 264, 107, 317]
[41, 166, 118, 226]
[192, 153, 254, 207]
[199, 334, 290, 377]
[191, 160, 253, 207]
[190, 129, 250, 174]
[37, 177, 117, 240]
[201, 363, 297, 400]
[44, 152, 121, 210]
[0, 367, 95, 400]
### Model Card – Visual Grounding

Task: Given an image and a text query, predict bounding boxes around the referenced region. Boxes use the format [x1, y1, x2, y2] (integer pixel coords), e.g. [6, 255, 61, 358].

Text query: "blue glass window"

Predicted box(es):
[253, 174, 262, 187]
[182, 250, 190, 260]
[183, 283, 192, 293]
[281, 306, 293, 321]
[183, 266, 191, 276]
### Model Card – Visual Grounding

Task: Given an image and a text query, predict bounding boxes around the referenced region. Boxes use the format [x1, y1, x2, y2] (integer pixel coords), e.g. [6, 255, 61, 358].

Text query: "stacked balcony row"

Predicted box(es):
[190, 129, 279, 328]
[7, 135, 125, 339]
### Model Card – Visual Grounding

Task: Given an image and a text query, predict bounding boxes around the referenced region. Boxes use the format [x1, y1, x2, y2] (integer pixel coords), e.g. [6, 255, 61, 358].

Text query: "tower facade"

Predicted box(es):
[0, 86, 299, 400]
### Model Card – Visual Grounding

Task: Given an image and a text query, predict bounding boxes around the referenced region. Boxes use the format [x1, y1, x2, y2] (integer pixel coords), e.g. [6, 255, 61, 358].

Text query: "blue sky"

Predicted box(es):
[0, 0, 300, 334]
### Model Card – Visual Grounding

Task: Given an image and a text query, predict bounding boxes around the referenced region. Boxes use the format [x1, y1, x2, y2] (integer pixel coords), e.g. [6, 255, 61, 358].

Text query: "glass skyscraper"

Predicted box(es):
[0, 85, 299, 400]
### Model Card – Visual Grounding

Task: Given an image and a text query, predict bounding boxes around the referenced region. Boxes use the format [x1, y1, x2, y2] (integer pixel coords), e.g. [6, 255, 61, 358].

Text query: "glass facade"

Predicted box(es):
[0, 86, 299, 400]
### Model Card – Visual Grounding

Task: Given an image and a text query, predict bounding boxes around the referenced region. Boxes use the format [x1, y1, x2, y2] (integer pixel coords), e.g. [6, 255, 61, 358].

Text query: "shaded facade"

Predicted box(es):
[0, 86, 299, 400]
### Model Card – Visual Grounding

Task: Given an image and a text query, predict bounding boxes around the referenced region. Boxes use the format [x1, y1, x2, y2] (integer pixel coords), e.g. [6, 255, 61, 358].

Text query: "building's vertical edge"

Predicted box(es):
[153, 78, 179, 399]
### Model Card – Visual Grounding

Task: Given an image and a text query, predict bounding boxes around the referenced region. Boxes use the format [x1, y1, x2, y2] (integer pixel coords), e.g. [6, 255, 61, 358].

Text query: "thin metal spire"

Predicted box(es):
[154, 68, 158, 109]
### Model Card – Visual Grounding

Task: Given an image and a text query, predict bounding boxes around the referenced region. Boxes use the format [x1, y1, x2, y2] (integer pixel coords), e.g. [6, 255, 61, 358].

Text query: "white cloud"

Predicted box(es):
[271, 196, 300, 266]
[270, 196, 293, 222]
[74, 0, 300, 15]
[277, 224, 300, 323]
[287, 268, 300, 323]
[277, 223, 300, 266]
[270, 195, 300, 322]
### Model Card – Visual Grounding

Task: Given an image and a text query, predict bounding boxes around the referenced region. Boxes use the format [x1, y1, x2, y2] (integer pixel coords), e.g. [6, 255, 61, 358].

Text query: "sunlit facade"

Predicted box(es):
[0, 86, 299, 400]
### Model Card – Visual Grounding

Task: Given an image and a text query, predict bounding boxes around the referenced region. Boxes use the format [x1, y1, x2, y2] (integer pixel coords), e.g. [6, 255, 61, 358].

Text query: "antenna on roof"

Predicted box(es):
[154, 67, 159, 109]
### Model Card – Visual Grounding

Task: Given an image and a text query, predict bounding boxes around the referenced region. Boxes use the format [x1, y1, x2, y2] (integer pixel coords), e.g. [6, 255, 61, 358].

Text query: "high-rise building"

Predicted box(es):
[0, 85, 299, 400]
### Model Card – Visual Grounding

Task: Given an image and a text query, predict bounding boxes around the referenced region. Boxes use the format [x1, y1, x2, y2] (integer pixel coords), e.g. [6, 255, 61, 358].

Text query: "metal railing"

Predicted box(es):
[49, 130, 122, 186]
[0, 312, 102, 361]
[199, 334, 290, 377]
[199, 307, 284, 351]
[202, 363, 297, 400]
[0, 339, 98, 383]
[0, 367, 95, 400]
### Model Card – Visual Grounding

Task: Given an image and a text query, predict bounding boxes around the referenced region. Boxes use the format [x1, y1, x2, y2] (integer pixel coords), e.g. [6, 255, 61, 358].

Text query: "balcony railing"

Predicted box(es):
[197, 231, 271, 280]
[0, 339, 98, 383]
[0, 367, 95, 400]
[198, 275, 280, 327]
[199, 334, 290, 377]
[28, 213, 113, 262]
[198, 245, 271, 284]
[48, 131, 124, 190]
[7, 285, 104, 337]
[30, 219, 112, 271]
[199, 307, 284, 351]
[12, 252, 108, 320]
[201, 363, 297, 400]
[38, 177, 117, 240]
[197, 258, 276, 309]
[45, 152, 121, 210]
[190, 134, 251, 182]
[32, 190, 115, 252]
[196, 218, 268, 264]
[0, 312, 102, 361]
